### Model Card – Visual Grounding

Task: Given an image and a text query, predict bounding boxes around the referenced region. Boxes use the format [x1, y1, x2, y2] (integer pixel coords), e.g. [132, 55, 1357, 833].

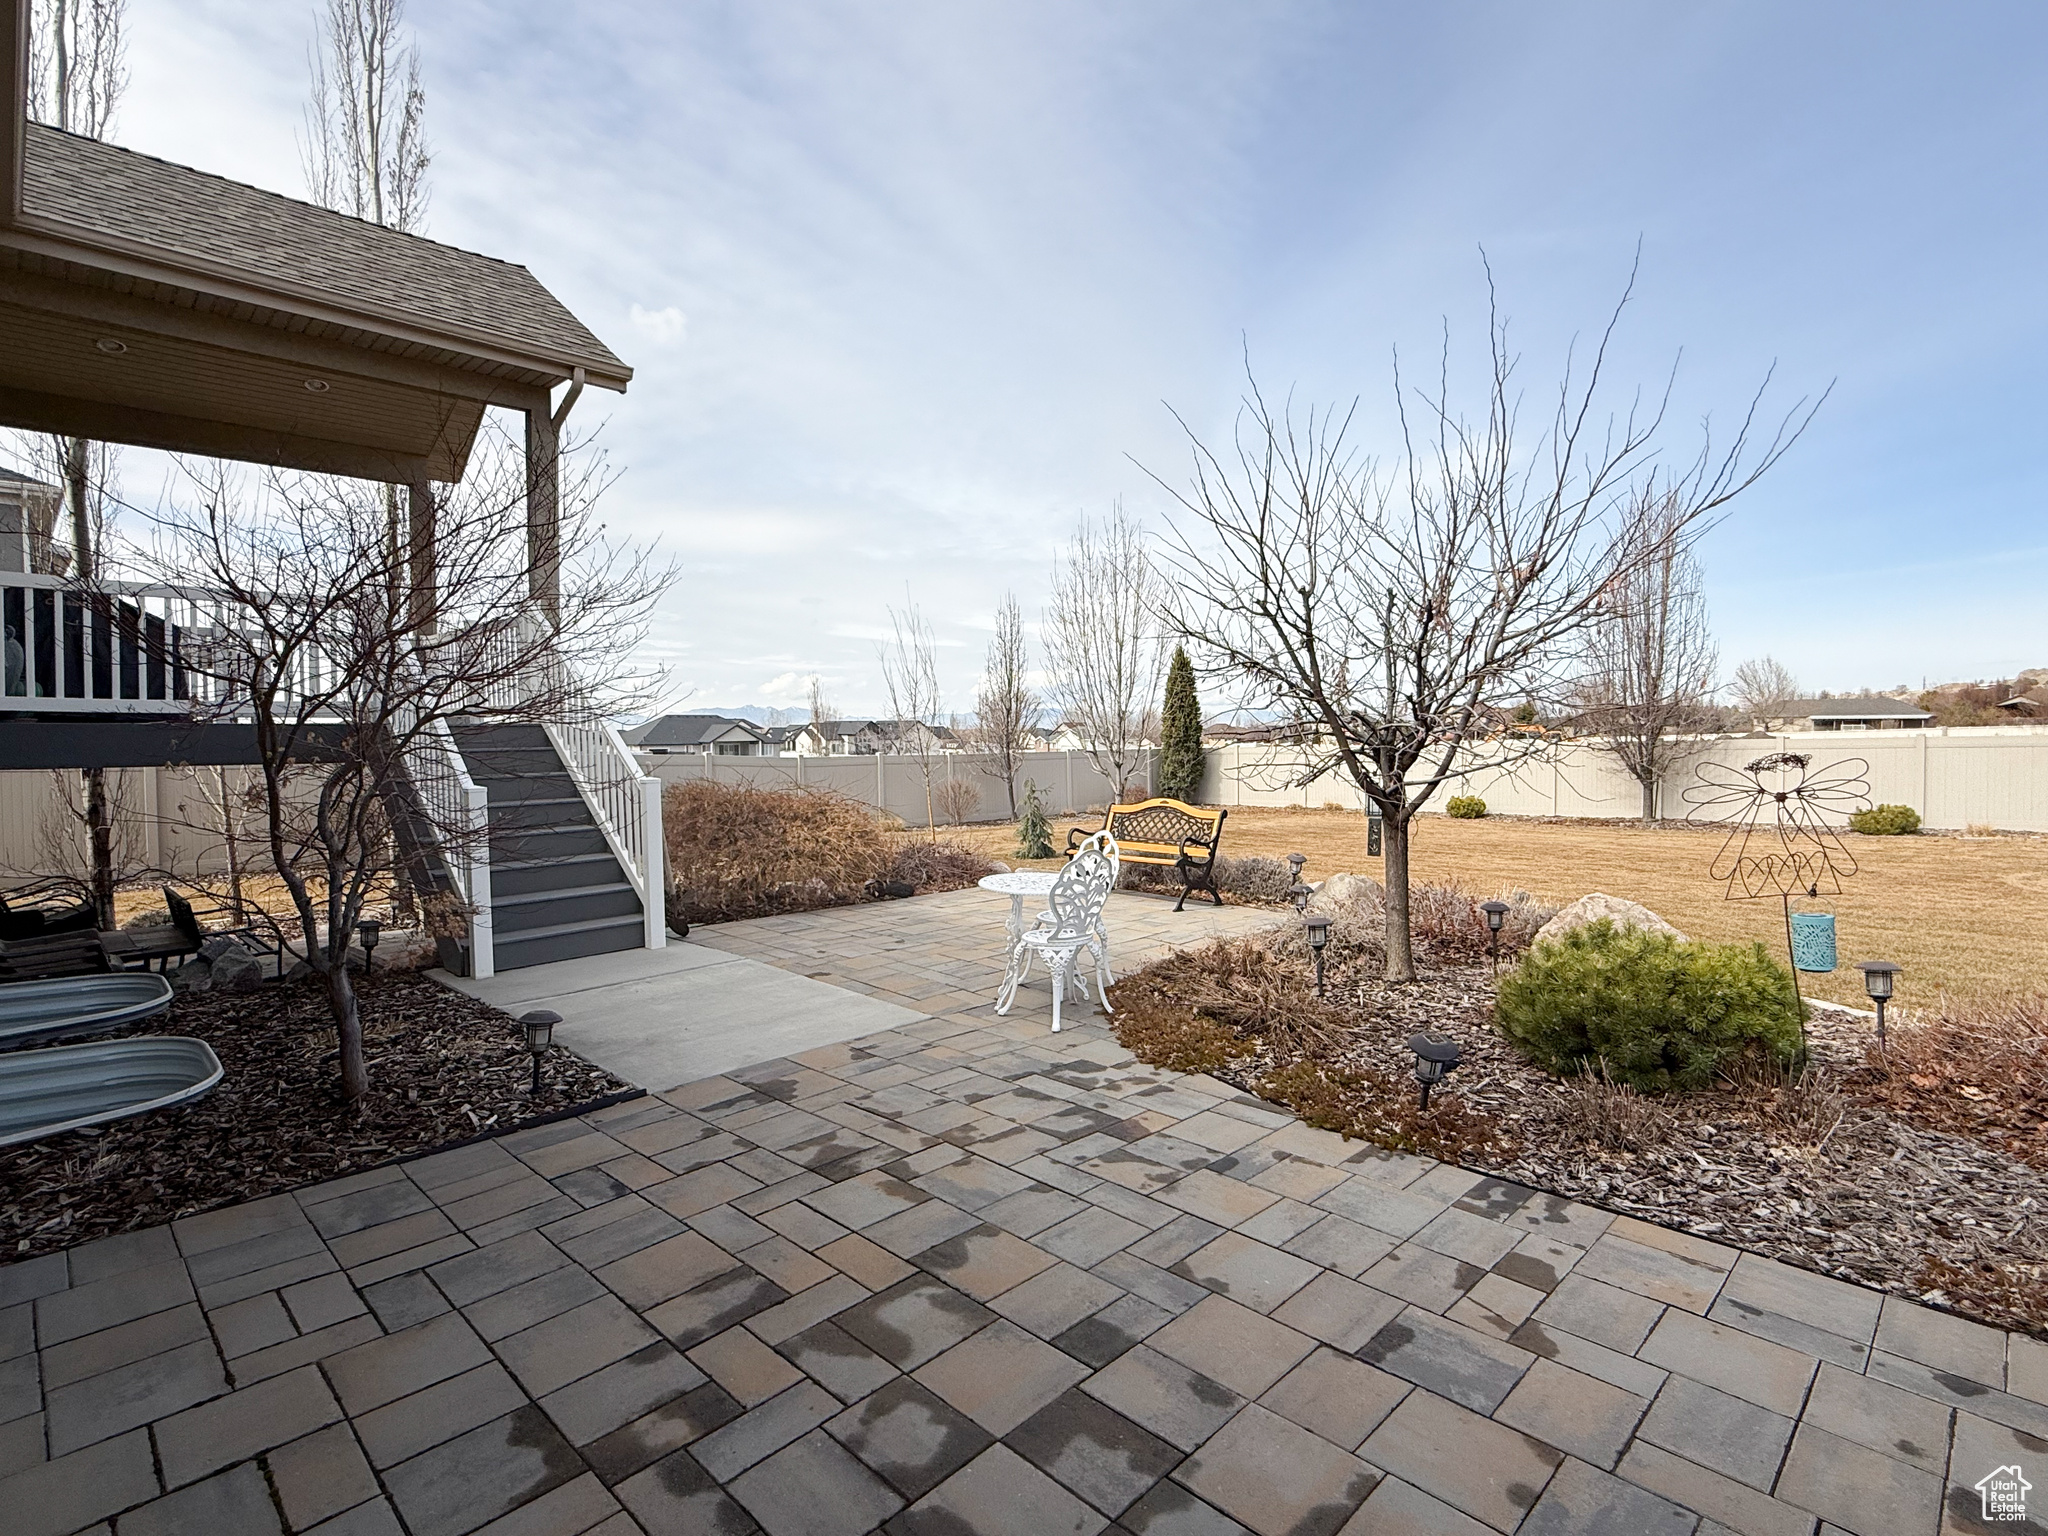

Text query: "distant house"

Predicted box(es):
[1995, 687, 2048, 718]
[792, 719, 957, 755]
[791, 719, 886, 755]
[0, 467, 64, 575]
[625, 714, 771, 756]
[759, 723, 807, 753]
[1777, 696, 1933, 731]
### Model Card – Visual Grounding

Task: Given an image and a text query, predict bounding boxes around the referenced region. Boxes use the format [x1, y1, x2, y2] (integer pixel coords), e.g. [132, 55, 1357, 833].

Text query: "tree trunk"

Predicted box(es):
[84, 769, 115, 929]
[65, 436, 92, 579]
[1383, 812, 1416, 982]
[325, 961, 368, 1102]
[219, 767, 246, 920]
[1641, 776, 1657, 826]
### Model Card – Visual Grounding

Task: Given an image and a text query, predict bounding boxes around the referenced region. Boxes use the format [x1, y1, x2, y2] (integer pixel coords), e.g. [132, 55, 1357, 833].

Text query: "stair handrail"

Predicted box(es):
[389, 656, 495, 979]
[542, 713, 665, 952]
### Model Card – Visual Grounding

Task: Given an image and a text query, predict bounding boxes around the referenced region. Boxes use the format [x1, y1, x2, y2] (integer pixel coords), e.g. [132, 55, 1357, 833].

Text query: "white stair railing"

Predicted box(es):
[392, 684, 495, 978]
[545, 716, 666, 950]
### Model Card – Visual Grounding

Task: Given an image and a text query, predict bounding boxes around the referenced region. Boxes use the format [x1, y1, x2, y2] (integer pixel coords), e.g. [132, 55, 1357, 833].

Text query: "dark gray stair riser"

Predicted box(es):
[492, 883, 641, 933]
[494, 918, 644, 968]
[465, 755, 564, 783]
[493, 797, 593, 830]
[490, 854, 628, 896]
[482, 774, 581, 803]
[490, 826, 611, 860]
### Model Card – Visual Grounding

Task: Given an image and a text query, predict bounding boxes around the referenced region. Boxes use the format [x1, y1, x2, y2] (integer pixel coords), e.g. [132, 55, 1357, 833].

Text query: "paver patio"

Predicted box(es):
[3, 894, 2045, 1536]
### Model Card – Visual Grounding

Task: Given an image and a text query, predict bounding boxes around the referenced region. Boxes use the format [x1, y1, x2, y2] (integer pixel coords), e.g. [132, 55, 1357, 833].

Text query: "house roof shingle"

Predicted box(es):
[1787, 696, 1933, 720]
[627, 714, 767, 748]
[17, 124, 629, 388]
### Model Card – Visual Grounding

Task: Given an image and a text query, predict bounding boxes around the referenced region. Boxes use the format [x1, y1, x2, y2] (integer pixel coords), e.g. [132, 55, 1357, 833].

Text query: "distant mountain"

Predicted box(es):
[686, 706, 810, 727]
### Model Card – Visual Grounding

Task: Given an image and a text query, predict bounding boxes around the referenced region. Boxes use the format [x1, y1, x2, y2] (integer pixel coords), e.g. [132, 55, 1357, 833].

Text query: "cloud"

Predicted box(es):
[629, 304, 688, 345]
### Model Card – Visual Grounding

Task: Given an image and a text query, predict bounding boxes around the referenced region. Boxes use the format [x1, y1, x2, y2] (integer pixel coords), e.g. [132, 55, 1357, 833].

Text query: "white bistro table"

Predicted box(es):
[978, 869, 1113, 1006]
[977, 870, 1059, 945]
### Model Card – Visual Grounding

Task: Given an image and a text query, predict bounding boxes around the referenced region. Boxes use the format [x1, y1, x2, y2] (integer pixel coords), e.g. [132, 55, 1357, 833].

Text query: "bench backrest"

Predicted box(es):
[1102, 798, 1224, 850]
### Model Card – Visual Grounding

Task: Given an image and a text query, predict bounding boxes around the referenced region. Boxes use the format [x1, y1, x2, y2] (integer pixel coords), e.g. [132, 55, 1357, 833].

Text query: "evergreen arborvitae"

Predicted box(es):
[1159, 645, 1204, 801]
[1015, 781, 1055, 859]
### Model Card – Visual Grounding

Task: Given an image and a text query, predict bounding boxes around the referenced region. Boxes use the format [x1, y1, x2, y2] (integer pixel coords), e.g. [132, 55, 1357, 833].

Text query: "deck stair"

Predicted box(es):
[449, 722, 649, 971]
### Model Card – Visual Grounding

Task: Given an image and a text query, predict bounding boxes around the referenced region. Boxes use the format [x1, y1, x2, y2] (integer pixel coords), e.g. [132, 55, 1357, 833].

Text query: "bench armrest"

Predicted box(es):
[1065, 826, 1094, 852]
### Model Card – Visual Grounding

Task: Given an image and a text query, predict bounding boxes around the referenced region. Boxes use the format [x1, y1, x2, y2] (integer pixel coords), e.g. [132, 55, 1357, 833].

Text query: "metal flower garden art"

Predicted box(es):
[1684, 752, 1872, 1026]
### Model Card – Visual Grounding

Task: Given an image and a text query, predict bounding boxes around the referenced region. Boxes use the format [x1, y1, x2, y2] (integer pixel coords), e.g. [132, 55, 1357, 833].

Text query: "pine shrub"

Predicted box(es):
[1849, 803, 1921, 835]
[1495, 919, 1802, 1092]
[1015, 781, 1055, 859]
[1158, 645, 1205, 801]
[1446, 795, 1487, 819]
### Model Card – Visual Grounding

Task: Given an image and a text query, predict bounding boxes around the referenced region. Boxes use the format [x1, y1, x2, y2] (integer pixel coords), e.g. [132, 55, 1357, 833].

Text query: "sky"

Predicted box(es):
[73, 2, 2048, 712]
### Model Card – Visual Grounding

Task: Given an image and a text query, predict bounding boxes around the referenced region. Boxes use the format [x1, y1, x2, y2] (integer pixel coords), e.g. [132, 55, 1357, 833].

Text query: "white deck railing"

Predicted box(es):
[545, 715, 666, 951]
[0, 569, 347, 717]
[399, 712, 495, 979]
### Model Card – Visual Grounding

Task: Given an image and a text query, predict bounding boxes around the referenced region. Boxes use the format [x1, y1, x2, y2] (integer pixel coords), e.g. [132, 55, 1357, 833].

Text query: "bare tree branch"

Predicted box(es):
[1145, 268, 1826, 980]
[1043, 503, 1163, 795]
[879, 593, 943, 839]
[969, 592, 1038, 817]
[106, 421, 672, 1101]
[1573, 488, 1720, 823]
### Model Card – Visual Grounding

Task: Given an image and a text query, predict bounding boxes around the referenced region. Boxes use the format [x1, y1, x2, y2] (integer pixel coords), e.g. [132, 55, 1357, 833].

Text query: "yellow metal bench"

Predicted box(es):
[1067, 797, 1227, 911]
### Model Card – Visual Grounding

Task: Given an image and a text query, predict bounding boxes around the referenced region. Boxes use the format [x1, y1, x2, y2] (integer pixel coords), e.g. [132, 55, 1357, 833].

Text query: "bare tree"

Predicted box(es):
[302, 0, 430, 234]
[26, 0, 125, 140]
[971, 591, 1038, 816]
[805, 674, 835, 737]
[1731, 655, 1799, 728]
[24, 0, 127, 925]
[934, 778, 981, 826]
[1043, 504, 1163, 795]
[1574, 489, 1720, 823]
[879, 596, 942, 839]
[117, 430, 668, 1102]
[1150, 265, 1822, 981]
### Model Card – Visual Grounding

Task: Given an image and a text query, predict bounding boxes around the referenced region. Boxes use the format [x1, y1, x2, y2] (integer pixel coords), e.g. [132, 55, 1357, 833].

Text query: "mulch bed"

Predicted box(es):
[0, 971, 631, 1262]
[1174, 954, 2048, 1337]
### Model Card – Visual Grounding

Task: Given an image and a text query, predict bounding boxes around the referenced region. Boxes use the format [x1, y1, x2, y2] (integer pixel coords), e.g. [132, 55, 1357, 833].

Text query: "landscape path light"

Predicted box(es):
[1853, 961, 1900, 1049]
[1408, 1031, 1461, 1110]
[520, 1009, 560, 1095]
[1305, 914, 1331, 998]
[357, 918, 381, 972]
[1479, 901, 1509, 976]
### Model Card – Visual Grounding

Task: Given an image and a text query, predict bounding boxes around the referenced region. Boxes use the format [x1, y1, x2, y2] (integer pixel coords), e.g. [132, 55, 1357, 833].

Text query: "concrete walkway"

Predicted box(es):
[438, 888, 1283, 1090]
[3, 895, 2046, 1536]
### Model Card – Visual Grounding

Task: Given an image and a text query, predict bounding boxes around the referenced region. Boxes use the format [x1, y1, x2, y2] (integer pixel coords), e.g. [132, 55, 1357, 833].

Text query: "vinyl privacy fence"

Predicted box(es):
[6, 730, 2043, 883]
[1196, 731, 2048, 832]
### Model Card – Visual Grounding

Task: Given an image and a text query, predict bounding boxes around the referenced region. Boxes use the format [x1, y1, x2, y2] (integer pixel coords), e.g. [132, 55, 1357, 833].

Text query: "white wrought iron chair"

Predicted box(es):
[999, 835, 1117, 1032]
[1028, 829, 1120, 996]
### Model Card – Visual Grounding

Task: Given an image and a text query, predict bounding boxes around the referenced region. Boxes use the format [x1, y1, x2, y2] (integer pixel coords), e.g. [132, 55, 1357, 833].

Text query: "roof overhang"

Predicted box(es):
[0, 0, 626, 485]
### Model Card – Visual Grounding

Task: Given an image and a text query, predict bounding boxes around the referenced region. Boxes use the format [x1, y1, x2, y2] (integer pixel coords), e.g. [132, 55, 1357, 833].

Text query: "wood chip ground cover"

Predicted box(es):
[1127, 950, 2047, 1337]
[0, 972, 630, 1260]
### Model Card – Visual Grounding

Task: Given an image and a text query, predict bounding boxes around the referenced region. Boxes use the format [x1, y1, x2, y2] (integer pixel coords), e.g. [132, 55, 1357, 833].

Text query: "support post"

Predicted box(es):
[526, 407, 560, 622]
[467, 782, 494, 980]
[641, 774, 666, 949]
[407, 482, 437, 634]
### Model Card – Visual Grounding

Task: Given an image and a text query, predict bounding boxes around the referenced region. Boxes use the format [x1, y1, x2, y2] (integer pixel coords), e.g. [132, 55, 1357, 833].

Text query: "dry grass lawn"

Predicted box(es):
[942, 806, 2048, 1010]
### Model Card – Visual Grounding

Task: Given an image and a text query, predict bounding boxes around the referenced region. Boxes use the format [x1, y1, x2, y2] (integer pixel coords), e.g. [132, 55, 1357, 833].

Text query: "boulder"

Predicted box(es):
[209, 944, 265, 993]
[169, 957, 212, 994]
[1309, 872, 1384, 914]
[198, 934, 242, 963]
[1533, 893, 1686, 947]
